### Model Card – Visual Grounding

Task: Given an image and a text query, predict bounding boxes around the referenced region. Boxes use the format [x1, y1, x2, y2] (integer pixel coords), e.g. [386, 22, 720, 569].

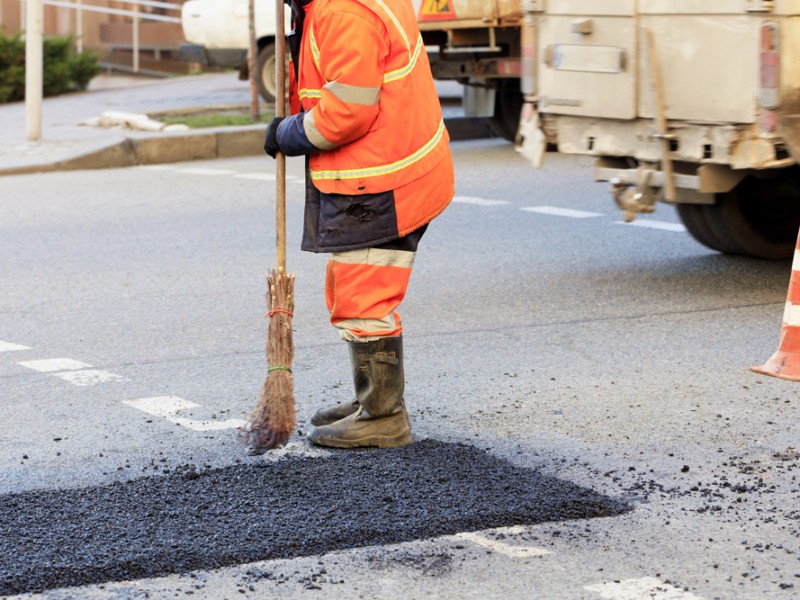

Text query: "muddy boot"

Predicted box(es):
[308, 336, 412, 449]
[310, 400, 359, 427]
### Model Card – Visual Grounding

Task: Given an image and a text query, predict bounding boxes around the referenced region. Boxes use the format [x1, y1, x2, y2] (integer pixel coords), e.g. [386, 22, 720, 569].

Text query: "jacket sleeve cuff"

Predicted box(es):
[276, 113, 319, 156]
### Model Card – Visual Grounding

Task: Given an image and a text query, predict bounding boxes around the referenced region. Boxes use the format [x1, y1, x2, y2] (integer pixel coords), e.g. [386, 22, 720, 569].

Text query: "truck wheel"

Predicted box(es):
[703, 171, 800, 259]
[256, 42, 284, 104]
[676, 203, 739, 254]
[490, 79, 523, 142]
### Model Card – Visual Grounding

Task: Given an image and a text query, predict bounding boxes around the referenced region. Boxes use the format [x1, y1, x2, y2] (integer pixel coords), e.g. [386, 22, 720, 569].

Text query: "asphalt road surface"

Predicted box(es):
[1, 140, 799, 599]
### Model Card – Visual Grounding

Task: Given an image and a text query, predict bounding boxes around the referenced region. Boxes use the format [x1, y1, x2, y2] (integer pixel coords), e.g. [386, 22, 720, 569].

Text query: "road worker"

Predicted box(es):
[264, 0, 454, 448]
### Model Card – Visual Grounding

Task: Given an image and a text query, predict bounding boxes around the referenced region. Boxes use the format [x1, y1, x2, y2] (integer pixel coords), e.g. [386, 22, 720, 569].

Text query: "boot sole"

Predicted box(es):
[309, 430, 412, 449]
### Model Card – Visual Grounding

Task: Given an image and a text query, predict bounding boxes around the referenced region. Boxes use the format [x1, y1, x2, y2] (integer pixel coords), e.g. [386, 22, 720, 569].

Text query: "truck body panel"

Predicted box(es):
[181, 0, 279, 52]
[522, 0, 800, 258]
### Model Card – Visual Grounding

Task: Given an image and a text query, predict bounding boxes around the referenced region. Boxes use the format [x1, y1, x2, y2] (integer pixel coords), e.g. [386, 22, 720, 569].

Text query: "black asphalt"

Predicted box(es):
[1, 439, 630, 595]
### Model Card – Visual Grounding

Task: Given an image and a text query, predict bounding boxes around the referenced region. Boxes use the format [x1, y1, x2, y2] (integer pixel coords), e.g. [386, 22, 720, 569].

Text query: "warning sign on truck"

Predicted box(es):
[418, 0, 457, 21]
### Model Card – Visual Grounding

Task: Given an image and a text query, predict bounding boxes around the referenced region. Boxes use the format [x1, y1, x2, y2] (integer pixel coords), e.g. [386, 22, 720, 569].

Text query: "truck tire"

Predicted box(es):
[702, 171, 800, 259]
[490, 79, 523, 142]
[256, 42, 281, 104]
[676, 203, 740, 254]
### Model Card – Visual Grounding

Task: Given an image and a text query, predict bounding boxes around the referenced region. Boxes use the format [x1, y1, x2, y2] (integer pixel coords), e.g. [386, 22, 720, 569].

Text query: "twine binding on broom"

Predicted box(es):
[243, 269, 296, 455]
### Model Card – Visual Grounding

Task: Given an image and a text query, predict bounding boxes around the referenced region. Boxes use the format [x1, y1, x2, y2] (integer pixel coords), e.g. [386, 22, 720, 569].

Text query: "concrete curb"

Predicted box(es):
[0, 125, 266, 177]
[0, 118, 494, 177]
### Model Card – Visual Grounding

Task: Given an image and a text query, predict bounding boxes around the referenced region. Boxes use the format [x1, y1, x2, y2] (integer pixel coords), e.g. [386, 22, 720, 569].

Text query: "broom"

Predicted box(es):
[244, 0, 296, 455]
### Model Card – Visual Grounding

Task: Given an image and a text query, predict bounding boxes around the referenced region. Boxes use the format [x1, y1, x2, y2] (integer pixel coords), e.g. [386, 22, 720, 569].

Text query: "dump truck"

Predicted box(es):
[412, 0, 526, 140]
[180, 0, 529, 138]
[517, 0, 800, 259]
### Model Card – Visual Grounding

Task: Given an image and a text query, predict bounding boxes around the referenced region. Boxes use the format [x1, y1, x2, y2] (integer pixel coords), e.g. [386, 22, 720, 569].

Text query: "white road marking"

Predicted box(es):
[615, 220, 687, 233]
[453, 527, 551, 558]
[585, 577, 705, 599]
[177, 168, 236, 176]
[453, 196, 510, 207]
[19, 358, 124, 386]
[521, 206, 604, 218]
[18, 358, 93, 372]
[0, 341, 30, 352]
[123, 396, 246, 431]
[235, 173, 300, 181]
[54, 370, 125, 387]
[235, 172, 276, 181]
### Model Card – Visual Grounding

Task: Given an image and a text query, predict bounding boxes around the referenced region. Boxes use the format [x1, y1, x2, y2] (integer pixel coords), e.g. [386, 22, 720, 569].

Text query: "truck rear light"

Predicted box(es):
[759, 22, 780, 109]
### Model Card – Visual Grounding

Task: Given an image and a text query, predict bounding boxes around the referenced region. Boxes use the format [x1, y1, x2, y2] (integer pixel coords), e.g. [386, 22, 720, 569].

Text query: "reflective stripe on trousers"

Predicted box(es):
[325, 247, 416, 342]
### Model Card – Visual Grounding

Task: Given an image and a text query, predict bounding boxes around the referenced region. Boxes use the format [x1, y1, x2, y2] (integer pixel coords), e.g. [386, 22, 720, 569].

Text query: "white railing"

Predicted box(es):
[20, 0, 183, 72]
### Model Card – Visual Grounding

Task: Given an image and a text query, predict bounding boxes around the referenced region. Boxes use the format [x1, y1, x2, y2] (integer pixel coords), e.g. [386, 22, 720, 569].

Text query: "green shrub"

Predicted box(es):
[0, 33, 25, 103]
[0, 32, 101, 103]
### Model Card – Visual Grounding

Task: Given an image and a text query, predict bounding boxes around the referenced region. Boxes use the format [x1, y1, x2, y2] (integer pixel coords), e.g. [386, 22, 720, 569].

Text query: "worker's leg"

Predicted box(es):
[309, 228, 425, 447]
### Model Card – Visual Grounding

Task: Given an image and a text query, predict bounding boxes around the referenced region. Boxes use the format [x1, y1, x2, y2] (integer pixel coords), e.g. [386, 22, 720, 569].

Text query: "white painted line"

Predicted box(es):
[54, 370, 125, 387]
[521, 206, 604, 218]
[235, 173, 276, 181]
[454, 530, 550, 558]
[124, 395, 195, 417]
[0, 341, 30, 352]
[123, 396, 246, 431]
[453, 196, 510, 207]
[585, 577, 705, 600]
[615, 220, 687, 233]
[235, 173, 300, 181]
[177, 168, 236, 176]
[174, 417, 248, 432]
[18, 358, 93, 372]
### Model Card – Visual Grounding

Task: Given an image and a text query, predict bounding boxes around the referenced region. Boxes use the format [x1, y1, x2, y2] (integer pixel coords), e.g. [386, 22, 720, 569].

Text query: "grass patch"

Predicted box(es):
[160, 112, 273, 129]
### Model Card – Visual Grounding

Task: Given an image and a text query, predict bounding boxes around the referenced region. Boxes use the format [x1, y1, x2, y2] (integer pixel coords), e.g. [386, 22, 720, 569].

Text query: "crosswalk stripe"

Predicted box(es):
[18, 358, 93, 372]
[453, 196, 510, 206]
[615, 220, 687, 233]
[53, 369, 124, 387]
[521, 206, 604, 218]
[122, 396, 246, 431]
[584, 577, 705, 599]
[0, 341, 30, 352]
[454, 530, 550, 558]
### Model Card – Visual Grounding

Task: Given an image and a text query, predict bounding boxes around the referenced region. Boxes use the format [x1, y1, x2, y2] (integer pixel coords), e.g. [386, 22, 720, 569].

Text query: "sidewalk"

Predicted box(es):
[0, 73, 266, 176]
[0, 73, 471, 177]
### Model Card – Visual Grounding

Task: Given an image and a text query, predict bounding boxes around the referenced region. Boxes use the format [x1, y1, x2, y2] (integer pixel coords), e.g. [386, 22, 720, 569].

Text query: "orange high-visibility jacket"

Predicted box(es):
[276, 0, 454, 252]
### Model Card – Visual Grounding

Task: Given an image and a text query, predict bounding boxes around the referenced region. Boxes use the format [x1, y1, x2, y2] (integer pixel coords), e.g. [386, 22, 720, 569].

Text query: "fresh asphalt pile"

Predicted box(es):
[1, 439, 630, 595]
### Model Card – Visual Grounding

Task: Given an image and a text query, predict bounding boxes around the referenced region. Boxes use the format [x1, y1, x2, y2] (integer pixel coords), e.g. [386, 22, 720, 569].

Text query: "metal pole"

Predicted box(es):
[248, 0, 259, 121]
[76, 0, 83, 53]
[25, 0, 44, 141]
[132, 2, 140, 73]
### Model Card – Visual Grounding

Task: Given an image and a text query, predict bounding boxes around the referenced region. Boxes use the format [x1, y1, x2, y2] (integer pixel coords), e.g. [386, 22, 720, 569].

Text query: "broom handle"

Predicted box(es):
[275, 0, 287, 271]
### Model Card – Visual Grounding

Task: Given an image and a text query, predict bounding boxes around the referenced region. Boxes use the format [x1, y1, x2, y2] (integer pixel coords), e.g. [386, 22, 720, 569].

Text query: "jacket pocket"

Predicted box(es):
[304, 189, 399, 253]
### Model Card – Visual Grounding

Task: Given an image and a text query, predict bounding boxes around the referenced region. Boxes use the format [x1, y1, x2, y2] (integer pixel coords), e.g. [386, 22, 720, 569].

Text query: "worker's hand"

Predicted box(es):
[263, 117, 285, 159]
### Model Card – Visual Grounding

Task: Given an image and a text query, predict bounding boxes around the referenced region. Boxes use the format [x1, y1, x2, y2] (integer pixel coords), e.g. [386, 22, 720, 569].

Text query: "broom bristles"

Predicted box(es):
[243, 268, 296, 455]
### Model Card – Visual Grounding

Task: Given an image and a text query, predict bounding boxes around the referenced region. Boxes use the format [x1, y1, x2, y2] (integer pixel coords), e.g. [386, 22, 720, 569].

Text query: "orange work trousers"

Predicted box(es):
[325, 227, 426, 342]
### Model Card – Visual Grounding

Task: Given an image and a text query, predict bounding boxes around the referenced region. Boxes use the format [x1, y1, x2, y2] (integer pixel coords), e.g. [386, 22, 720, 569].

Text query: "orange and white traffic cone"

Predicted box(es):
[752, 235, 800, 381]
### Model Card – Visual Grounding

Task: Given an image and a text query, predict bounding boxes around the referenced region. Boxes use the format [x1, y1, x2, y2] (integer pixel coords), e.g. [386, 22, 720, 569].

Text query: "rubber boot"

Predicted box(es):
[310, 400, 358, 427]
[308, 336, 412, 448]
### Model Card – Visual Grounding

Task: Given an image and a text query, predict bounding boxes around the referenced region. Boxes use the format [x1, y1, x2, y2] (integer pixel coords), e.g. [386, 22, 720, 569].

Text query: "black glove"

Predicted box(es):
[264, 117, 285, 159]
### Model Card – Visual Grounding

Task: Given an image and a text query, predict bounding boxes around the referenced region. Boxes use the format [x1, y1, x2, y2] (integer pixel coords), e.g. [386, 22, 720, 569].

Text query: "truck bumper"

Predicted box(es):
[594, 158, 748, 204]
[178, 44, 247, 69]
